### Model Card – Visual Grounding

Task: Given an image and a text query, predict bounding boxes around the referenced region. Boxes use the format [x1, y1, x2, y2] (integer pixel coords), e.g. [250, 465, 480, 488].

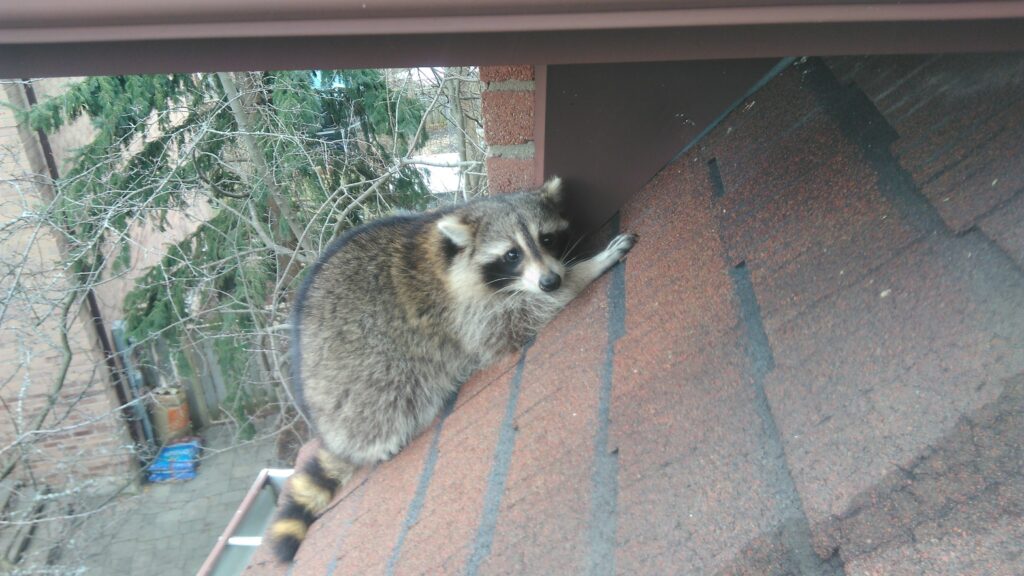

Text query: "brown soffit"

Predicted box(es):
[3, 1, 1024, 77]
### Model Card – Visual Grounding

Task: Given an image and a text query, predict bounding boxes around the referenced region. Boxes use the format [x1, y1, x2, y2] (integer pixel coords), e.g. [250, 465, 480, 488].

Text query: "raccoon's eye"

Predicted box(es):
[540, 234, 555, 247]
[503, 248, 521, 263]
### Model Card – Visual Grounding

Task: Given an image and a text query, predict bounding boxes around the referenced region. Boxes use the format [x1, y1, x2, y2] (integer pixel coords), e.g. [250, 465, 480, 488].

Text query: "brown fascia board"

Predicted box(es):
[3, 1, 1024, 77]
[5, 1, 1024, 42]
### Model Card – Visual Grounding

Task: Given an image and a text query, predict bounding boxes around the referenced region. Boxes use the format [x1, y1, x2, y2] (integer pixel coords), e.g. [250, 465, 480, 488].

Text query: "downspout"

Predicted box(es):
[21, 80, 146, 450]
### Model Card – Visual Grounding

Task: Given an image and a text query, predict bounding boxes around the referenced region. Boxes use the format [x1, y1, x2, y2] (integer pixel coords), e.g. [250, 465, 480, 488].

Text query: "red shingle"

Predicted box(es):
[611, 156, 801, 574]
[388, 369, 515, 574]
[835, 53, 1024, 232]
[763, 234, 1024, 554]
[836, 375, 1024, 573]
[480, 309, 607, 574]
[321, 423, 437, 574]
[980, 190, 1024, 269]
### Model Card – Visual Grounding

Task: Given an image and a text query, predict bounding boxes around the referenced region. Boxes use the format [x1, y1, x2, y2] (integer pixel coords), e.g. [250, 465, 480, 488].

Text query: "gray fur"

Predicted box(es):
[292, 178, 636, 467]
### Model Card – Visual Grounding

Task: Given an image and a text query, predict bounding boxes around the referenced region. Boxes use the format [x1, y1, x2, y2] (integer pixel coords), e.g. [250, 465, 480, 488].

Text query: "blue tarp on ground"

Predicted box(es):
[147, 439, 202, 482]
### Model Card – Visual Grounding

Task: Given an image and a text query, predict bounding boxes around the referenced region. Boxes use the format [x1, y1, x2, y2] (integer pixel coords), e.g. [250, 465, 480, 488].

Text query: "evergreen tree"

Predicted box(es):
[25, 69, 432, 435]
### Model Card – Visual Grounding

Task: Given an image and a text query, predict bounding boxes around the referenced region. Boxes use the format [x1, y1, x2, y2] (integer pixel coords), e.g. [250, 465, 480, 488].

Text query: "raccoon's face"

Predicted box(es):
[437, 177, 572, 296]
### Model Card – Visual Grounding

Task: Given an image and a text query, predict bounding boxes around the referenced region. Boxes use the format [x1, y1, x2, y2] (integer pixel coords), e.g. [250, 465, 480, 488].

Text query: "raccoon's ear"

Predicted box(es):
[539, 176, 565, 206]
[436, 214, 473, 247]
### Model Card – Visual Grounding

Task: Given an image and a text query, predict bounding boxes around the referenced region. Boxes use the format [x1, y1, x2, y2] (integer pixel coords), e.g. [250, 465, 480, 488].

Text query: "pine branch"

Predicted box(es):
[216, 72, 313, 255]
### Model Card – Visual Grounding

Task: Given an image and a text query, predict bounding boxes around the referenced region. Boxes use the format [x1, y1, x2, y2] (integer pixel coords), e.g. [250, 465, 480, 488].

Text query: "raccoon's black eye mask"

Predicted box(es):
[503, 248, 522, 263]
[542, 230, 571, 259]
[482, 249, 523, 290]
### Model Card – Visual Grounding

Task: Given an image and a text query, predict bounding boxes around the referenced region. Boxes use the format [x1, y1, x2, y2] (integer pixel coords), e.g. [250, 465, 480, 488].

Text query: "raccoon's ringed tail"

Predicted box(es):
[268, 449, 354, 562]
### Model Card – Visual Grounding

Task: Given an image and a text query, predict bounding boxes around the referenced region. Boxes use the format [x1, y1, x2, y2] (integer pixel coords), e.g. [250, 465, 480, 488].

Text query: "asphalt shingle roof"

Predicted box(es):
[245, 54, 1024, 575]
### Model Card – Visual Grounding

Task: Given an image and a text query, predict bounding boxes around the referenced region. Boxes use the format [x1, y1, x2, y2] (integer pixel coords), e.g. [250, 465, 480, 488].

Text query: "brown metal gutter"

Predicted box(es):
[3, 2, 1024, 77]
[196, 468, 293, 576]
[196, 468, 271, 576]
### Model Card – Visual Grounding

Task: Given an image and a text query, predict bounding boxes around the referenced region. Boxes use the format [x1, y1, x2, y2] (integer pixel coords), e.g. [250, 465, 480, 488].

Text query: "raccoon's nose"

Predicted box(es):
[539, 272, 562, 292]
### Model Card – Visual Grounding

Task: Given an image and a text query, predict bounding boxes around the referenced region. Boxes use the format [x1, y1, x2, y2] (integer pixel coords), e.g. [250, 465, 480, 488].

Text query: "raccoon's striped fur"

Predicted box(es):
[268, 448, 354, 561]
[269, 178, 636, 561]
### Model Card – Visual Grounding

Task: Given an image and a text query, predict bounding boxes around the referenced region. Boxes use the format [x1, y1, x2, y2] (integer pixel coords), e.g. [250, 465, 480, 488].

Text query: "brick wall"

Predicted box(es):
[1, 79, 217, 490]
[480, 65, 541, 193]
[0, 82, 134, 489]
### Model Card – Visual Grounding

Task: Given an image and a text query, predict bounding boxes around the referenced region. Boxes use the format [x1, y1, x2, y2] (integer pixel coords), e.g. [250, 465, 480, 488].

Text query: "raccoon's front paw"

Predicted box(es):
[605, 233, 638, 262]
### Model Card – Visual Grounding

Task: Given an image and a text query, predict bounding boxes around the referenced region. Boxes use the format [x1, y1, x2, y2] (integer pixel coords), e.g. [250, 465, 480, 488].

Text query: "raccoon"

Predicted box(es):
[268, 177, 636, 561]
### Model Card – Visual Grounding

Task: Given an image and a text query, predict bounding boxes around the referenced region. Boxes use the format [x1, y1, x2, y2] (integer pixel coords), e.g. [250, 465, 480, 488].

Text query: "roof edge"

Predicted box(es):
[4, 2, 1024, 45]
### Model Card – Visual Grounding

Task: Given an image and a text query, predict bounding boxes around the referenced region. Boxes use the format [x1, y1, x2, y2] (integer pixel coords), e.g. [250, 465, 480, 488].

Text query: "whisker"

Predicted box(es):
[560, 234, 587, 261]
[564, 251, 595, 268]
[485, 276, 518, 286]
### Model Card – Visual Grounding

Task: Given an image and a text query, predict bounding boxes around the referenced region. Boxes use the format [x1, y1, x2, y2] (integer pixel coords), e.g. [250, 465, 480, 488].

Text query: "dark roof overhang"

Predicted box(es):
[3, 1, 1024, 77]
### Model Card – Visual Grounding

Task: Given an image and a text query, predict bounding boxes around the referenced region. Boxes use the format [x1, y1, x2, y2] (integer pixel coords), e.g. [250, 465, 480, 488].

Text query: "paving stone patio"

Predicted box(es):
[72, 424, 283, 575]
